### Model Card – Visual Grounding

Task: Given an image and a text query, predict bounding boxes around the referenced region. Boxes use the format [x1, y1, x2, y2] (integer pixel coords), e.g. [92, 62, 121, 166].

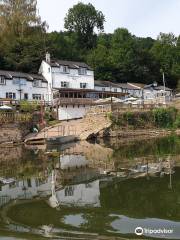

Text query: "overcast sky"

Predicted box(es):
[37, 0, 180, 39]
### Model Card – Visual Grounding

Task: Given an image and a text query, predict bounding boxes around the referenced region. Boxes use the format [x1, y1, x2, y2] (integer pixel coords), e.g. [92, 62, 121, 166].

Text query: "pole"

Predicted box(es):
[162, 71, 166, 105]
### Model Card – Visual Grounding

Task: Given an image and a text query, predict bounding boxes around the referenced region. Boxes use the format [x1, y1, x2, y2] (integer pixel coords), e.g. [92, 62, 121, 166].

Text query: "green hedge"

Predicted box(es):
[110, 107, 180, 129]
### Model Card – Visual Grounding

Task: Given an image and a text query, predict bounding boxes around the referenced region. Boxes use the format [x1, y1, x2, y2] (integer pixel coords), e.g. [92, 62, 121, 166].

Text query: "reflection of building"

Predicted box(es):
[54, 180, 100, 207]
[0, 177, 51, 207]
[57, 154, 100, 186]
[60, 155, 88, 170]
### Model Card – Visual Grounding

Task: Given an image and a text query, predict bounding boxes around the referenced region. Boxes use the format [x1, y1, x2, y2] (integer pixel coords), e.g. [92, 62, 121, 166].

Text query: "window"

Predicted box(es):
[78, 68, 87, 75]
[24, 93, 28, 100]
[33, 80, 42, 87]
[32, 94, 42, 100]
[80, 83, 87, 89]
[65, 186, 74, 196]
[114, 88, 117, 92]
[0, 76, 5, 85]
[61, 82, 69, 88]
[62, 65, 69, 73]
[6, 92, 16, 99]
[102, 88, 105, 91]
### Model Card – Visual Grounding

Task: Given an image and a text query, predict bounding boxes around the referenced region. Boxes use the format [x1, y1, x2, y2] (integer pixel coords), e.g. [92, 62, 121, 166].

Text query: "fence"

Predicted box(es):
[43, 125, 77, 138]
[0, 112, 31, 123]
[85, 102, 167, 117]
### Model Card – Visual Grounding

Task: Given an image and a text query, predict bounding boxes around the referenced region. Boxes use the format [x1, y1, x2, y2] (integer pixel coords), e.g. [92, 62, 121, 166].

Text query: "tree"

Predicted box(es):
[0, 0, 41, 37]
[64, 2, 105, 49]
[151, 33, 178, 87]
[0, 0, 47, 72]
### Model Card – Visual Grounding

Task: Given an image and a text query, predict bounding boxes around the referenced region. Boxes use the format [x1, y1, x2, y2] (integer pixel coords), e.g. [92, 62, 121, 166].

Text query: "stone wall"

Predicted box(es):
[0, 123, 30, 144]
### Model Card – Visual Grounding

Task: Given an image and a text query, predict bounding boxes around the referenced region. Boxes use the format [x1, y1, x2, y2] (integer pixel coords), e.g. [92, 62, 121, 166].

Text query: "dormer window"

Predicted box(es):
[78, 68, 87, 75]
[33, 79, 42, 87]
[62, 66, 69, 74]
[0, 76, 6, 85]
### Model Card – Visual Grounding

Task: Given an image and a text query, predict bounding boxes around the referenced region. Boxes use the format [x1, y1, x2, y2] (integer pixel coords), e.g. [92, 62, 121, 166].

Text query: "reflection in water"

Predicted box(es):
[0, 135, 180, 239]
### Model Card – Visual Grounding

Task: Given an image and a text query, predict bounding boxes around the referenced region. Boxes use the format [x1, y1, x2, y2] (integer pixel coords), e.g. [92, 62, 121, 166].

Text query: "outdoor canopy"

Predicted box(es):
[0, 105, 13, 110]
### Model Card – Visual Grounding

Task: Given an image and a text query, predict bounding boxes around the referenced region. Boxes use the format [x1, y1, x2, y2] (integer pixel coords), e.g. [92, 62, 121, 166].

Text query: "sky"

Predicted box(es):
[37, 0, 180, 39]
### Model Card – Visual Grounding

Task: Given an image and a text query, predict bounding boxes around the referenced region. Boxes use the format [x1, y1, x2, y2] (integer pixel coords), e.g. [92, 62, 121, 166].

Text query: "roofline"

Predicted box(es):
[0, 70, 47, 83]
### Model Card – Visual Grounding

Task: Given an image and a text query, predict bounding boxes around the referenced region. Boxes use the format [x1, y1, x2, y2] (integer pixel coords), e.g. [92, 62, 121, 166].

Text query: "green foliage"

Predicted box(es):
[0, 0, 47, 72]
[153, 107, 177, 128]
[0, 1, 179, 88]
[64, 2, 105, 49]
[174, 113, 180, 128]
[111, 107, 180, 129]
[19, 101, 40, 113]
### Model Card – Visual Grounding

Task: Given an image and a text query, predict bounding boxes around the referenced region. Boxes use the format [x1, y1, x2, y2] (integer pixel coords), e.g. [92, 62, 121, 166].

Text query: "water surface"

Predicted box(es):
[0, 135, 180, 239]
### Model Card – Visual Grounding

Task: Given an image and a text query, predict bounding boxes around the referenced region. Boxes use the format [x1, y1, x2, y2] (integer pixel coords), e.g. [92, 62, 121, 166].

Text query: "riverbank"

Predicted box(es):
[97, 127, 180, 141]
[0, 123, 30, 145]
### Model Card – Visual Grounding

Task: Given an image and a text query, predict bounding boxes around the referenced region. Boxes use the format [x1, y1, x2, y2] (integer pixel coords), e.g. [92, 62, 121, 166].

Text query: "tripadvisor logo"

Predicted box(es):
[135, 227, 143, 236]
[135, 226, 174, 236]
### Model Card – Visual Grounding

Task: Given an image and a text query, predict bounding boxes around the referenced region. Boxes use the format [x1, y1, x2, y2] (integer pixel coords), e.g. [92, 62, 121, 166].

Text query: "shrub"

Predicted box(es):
[153, 107, 177, 128]
[19, 101, 41, 113]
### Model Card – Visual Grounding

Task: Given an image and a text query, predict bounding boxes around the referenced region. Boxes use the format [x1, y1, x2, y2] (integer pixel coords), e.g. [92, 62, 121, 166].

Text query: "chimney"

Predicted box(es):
[46, 52, 51, 63]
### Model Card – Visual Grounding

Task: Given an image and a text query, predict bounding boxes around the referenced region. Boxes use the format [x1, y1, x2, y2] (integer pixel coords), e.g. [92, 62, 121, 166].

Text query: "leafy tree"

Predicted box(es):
[64, 2, 105, 49]
[0, 0, 41, 37]
[151, 33, 178, 87]
[0, 0, 47, 72]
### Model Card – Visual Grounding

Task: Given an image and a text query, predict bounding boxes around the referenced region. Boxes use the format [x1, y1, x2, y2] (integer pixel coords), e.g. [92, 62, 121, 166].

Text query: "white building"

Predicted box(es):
[0, 70, 48, 101]
[39, 54, 94, 102]
[143, 83, 173, 102]
[55, 180, 100, 207]
[94, 81, 143, 98]
[39, 55, 126, 120]
[0, 177, 51, 207]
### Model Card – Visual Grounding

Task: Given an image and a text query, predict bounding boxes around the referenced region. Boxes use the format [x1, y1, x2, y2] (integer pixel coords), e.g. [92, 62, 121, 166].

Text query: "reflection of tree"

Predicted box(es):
[111, 135, 180, 163]
[0, 146, 54, 179]
[100, 168, 180, 221]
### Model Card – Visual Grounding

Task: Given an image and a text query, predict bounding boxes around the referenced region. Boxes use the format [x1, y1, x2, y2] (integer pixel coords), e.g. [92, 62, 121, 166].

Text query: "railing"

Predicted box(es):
[85, 102, 167, 116]
[112, 103, 166, 112]
[54, 98, 95, 106]
[0, 112, 32, 123]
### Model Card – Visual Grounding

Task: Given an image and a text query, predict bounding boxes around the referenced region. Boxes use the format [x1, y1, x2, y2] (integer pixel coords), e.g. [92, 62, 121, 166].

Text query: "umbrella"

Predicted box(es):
[123, 97, 138, 102]
[0, 105, 12, 110]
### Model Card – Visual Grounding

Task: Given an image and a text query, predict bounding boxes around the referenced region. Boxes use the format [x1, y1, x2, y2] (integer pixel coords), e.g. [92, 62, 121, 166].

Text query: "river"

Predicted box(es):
[0, 135, 180, 239]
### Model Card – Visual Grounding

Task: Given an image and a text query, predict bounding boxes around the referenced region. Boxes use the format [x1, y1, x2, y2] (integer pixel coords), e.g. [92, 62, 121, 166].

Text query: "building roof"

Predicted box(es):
[46, 59, 92, 70]
[0, 70, 47, 82]
[94, 80, 140, 90]
[144, 84, 172, 91]
[128, 82, 146, 89]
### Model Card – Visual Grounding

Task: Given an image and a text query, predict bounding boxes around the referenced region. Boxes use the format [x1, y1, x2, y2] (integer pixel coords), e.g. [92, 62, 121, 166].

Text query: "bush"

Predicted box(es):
[153, 107, 177, 128]
[19, 101, 41, 113]
[174, 113, 180, 128]
[110, 107, 180, 129]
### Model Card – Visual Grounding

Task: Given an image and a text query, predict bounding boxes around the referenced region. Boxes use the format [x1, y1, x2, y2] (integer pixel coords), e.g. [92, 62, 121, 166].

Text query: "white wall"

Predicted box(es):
[52, 67, 94, 89]
[56, 180, 100, 207]
[39, 61, 94, 91]
[58, 105, 89, 120]
[60, 155, 88, 169]
[0, 177, 51, 206]
[0, 78, 48, 101]
[95, 86, 122, 93]
[39, 61, 53, 101]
